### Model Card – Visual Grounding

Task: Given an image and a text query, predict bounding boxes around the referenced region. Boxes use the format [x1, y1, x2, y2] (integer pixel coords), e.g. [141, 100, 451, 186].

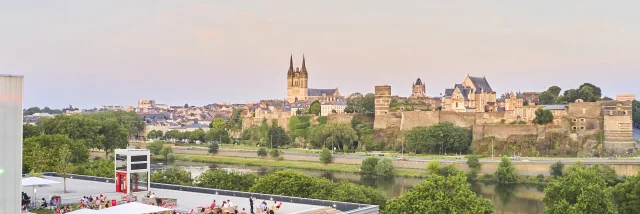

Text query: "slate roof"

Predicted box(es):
[543, 105, 567, 110]
[444, 89, 455, 97]
[468, 76, 494, 93]
[415, 78, 423, 85]
[444, 84, 469, 101]
[308, 88, 338, 96]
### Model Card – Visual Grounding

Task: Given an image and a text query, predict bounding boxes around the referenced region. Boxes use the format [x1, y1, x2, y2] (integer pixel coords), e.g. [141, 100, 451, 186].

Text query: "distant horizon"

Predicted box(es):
[2, 1, 638, 109]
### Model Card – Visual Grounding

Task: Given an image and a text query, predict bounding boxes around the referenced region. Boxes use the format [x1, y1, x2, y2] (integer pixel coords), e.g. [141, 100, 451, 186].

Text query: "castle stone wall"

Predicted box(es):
[327, 114, 353, 124]
[399, 111, 440, 130]
[473, 125, 539, 140]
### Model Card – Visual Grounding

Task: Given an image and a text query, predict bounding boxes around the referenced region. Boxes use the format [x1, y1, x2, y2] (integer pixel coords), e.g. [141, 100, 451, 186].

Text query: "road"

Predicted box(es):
[634, 127, 640, 141]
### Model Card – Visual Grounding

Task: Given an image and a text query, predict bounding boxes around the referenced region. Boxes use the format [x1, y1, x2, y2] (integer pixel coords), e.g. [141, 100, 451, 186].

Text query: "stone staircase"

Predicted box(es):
[299, 207, 341, 214]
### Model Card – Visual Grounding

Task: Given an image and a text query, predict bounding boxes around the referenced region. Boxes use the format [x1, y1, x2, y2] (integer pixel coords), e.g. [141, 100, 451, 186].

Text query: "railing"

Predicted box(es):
[42, 173, 380, 213]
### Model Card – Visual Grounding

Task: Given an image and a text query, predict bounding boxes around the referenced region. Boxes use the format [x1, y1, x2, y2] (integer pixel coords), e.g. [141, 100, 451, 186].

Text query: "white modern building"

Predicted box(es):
[114, 149, 151, 195]
[0, 75, 23, 214]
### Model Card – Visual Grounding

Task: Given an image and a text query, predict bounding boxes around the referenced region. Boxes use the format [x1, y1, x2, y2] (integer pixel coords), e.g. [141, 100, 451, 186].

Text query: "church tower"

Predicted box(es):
[411, 78, 426, 98]
[287, 54, 309, 103]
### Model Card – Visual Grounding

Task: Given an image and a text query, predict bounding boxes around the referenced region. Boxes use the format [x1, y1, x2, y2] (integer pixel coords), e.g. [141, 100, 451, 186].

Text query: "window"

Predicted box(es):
[572, 126, 577, 130]
[624, 111, 627, 115]
[131, 155, 147, 162]
[580, 118, 585, 122]
[580, 126, 585, 130]
[572, 119, 577, 122]
[455, 102, 459, 108]
[131, 163, 147, 170]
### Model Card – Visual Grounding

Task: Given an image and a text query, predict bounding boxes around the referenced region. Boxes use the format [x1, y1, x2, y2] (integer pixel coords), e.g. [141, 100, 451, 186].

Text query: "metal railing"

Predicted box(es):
[42, 173, 380, 213]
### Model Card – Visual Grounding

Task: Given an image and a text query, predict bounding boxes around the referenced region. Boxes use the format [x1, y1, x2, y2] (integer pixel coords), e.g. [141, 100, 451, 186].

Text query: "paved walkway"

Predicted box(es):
[23, 176, 326, 213]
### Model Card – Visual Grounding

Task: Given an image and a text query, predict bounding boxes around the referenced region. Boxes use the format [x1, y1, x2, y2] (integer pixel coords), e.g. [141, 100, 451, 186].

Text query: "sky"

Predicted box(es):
[1, 0, 639, 109]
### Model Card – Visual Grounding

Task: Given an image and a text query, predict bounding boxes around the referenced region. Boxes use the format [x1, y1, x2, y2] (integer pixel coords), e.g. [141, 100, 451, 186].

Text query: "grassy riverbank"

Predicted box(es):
[153, 154, 431, 178]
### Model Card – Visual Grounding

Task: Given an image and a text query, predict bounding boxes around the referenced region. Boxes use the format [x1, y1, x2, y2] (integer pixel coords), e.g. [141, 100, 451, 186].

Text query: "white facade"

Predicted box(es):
[321, 103, 346, 116]
[114, 149, 151, 195]
[0, 75, 23, 214]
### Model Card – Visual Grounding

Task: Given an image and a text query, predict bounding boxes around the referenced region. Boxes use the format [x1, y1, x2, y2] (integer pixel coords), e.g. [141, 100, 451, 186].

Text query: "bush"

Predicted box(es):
[320, 148, 332, 164]
[257, 148, 268, 157]
[150, 166, 193, 186]
[427, 161, 441, 174]
[466, 155, 481, 170]
[208, 142, 219, 154]
[494, 156, 517, 183]
[536, 174, 545, 183]
[360, 157, 379, 174]
[375, 158, 395, 177]
[160, 146, 175, 162]
[146, 141, 164, 155]
[269, 149, 280, 158]
[195, 169, 256, 191]
[550, 161, 564, 178]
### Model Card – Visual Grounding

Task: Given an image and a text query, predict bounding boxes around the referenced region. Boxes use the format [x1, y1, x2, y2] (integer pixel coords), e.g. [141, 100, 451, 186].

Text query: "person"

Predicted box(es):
[50, 197, 57, 207]
[260, 201, 267, 212]
[234, 206, 239, 214]
[95, 197, 102, 209]
[240, 208, 248, 214]
[146, 191, 152, 198]
[65, 205, 72, 212]
[150, 193, 156, 198]
[210, 200, 217, 210]
[227, 200, 233, 207]
[249, 197, 254, 214]
[221, 201, 227, 208]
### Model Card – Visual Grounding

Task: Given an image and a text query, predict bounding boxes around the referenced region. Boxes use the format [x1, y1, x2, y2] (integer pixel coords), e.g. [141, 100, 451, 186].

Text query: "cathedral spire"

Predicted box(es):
[301, 54, 308, 75]
[288, 54, 294, 76]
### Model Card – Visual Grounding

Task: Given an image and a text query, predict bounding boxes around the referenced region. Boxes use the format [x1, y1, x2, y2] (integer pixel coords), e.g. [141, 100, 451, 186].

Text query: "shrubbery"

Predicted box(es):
[360, 157, 394, 177]
[195, 169, 256, 191]
[320, 148, 332, 163]
[257, 148, 268, 157]
[269, 149, 280, 158]
[495, 156, 517, 183]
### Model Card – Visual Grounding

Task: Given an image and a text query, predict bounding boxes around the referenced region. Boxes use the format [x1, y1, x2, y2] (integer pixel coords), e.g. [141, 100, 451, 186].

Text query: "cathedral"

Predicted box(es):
[286, 55, 341, 103]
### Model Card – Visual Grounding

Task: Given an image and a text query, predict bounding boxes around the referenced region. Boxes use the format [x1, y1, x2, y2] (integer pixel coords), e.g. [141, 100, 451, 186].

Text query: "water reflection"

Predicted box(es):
[154, 160, 545, 214]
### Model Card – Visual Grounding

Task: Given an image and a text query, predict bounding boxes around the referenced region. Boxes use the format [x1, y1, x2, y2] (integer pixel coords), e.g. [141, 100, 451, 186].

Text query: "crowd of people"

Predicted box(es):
[78, 194, 111, 210]
[197, 197, 282, 214]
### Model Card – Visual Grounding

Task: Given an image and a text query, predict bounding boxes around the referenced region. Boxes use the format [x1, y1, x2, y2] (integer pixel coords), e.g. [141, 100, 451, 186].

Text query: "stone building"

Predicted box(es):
[321, 99, 347, 116]
[602, 100, 635, 154]
[286, 54, 341, 103]
[442, 75, 497, 112]
[375, 85, 391, 115]
[409, 78, 426, 99]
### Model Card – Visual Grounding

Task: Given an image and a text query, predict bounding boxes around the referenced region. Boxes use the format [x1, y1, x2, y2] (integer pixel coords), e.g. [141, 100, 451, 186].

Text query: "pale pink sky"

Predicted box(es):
[1, 0, 638, 108]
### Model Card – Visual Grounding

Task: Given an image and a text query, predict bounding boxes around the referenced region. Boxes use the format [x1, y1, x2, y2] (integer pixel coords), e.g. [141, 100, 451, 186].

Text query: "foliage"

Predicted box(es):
[257, 148, 268, 157]
[360, 157, 379, 174]
[375, 158, 395, 177]
[533, 108, 554, 125]
[209, 118, 227, 130]
[160, 146, 175, 162]
[146, 140, 165, 155]
[321, 122, 358, 151]
[240, 125, 262, 142]
[195, 169, 256, 191]
[24, 106, 63, 115]
[317, 116, 328, 125]
[226, 108, 243, 131]
[549, 161, 564, 178]
[345, 93, 375, 115]
[57, 144, 73, 192]
[383, 171, 494, 214]
[23, 134, 88, 173]
[405, 122, 472, 154]
[542, 163, 616, 214]
[427, 161, 460, 177]
[267, 126, 291, 147]
[592, 164, 621, 187]
[269, 149, 280, 158]
[23, 124, 41, 139]
[288, 115, 311, 140]
[150, 166, 193, 186]
[205, 129, 230, 144]
[466, 155, 481, 180]
[309, 100, 321, 116]
[611, 172, 640, 214]
[494, 156, 517, 183]
[146, 130, 163, 140]
[249, 170, 386, 207]
[632, 100, 639, 128]
[73, 159, 114, 178]
[319, 148, 332, 163]
[96, 118, 129, 157]
[539, 86, 562, 105]
[208, 142, 219, 154]
[189, 128, 206, 143]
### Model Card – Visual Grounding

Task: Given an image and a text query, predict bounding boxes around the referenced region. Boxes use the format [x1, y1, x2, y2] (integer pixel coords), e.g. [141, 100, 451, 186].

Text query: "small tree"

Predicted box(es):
[208, 142, 219, 154]
[309, 100, 321, 116]
[269, 149, 280, 158]
[427, 161, 441, 174]
[375, 158, 395, 177]
[495, 156, 517, 183]
[58, 144, 73, 193]
[466, 155, 481, 180]
[550, 161, 564, 178]
[146, 141, 164, 155]
[320, 148, 332, 164]
[257, 148, 268, 157]
[360, 157, 379, 174]
[160, 146, 175, 162]
[533, 108, 554, 125]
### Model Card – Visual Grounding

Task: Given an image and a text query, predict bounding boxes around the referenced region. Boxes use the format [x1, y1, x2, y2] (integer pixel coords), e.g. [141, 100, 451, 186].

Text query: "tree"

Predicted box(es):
[383, 171, 494, 214]
[269, 149, 280, 158]
[320, 148, 332, 163]
[317, 116, 328, 125]
[195, 169, 256, 191]
[467, 155, 481, 180]
[322, 122, 358, 151]
[375, 158, 395, 177]
[205, 129, 230, 144]
[208, 142, 219, 154]
[543, 163, 616, 214]
[577, 83, 602, 102]
[226, 108, 243, 131]
[611, 172, 640, 214]
[533, 108, 554, 125]
[549, 161, 564, 178]
[23, 124, 41, 139]
[360, 157, 379, 174]
[164, 130, 181, 141]
[405, 122, 471, 154]
[150, 166, 193, 186]
[160, 146, 175, 162]
[309, 100, 321, 116]
[632, 100, 639, 128]
[96, 119, 129, 157]
[146, 130, 157, 140]
[146, 141, 164, 155]
[547, 86, 562, 97]
[345, 93, 375, 115]
[73, 158, 114, 178]
[189, 128, 206, 143]
[563, 89, 579, 103]
[267, 126, 291, 148]
[257, 148, 268, 157]
[57, 144, 73, 193]
[539, 91, 555, 105]
[23, 134, 88, 173]
[210, 118, 227, 130]
[495, 156, 517, 183]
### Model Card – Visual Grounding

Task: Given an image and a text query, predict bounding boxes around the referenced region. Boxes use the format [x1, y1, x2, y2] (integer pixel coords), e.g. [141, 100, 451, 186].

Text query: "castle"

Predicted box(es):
[286, 55, 341, 103]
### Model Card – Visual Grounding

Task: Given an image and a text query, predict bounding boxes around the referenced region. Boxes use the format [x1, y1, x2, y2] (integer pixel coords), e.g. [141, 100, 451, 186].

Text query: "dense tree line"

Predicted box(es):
[539, 83, 604, 105]
[24, 106, 64, 115]
[404, 122, 472, 154]
[344, 93, 375, 115]
[633, 100, 639, 128]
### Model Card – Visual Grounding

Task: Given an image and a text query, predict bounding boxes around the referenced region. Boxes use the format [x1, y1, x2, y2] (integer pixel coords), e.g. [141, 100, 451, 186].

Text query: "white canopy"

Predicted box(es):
[94, 202, 172, 214]
[22, 177, 60, 186]
[66, 209, 98, 214]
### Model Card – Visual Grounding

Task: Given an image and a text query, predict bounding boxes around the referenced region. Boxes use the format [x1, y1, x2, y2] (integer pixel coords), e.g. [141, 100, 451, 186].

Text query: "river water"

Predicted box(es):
[153, 160, 545, 214]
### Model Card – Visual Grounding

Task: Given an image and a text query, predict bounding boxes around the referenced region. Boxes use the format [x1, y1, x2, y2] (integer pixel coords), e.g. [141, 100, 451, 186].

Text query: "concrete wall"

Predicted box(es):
[0, 75, 23, 214]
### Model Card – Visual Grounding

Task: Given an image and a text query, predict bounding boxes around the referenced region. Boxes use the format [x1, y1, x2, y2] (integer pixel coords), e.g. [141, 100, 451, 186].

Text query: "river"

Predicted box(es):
[153, 160, 545, 214]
